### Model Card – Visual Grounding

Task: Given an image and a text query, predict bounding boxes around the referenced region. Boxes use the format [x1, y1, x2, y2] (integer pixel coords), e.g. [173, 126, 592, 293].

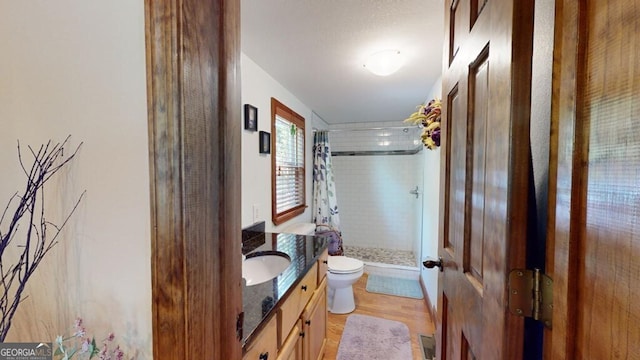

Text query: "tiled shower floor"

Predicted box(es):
[343, 245, 418, 268]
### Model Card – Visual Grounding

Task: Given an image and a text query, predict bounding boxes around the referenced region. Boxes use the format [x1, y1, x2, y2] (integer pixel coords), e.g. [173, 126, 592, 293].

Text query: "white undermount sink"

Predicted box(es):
[242, 251, 291, 286]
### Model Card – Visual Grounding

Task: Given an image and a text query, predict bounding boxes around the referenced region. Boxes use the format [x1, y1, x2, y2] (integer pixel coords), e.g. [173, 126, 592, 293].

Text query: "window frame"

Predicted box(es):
[271, 97, 306, 225]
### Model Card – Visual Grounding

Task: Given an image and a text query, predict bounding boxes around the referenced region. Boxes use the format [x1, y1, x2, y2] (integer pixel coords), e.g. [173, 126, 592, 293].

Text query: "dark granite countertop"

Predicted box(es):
[241, 231, 328, 351]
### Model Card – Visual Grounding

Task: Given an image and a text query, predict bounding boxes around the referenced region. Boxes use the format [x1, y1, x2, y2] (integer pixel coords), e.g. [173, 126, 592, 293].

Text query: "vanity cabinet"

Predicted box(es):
[245, 248, 329, 360]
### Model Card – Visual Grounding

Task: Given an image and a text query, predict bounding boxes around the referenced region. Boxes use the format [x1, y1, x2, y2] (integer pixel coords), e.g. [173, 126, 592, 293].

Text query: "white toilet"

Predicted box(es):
[283, 223, 365, 314]
[325, 255, 364, 314]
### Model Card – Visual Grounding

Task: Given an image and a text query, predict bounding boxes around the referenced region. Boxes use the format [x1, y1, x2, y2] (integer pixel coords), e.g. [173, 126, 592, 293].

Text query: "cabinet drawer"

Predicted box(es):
[298, 264, 318, 311]
[278, 263, 318, 347]
[276, 320, 302, 360]
[317, 249, 328, 284]
[244, 315, 278, 360]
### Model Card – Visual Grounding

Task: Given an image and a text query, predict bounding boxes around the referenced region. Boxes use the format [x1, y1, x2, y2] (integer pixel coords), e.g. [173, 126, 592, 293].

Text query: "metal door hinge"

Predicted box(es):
[508, 268, 553, 329]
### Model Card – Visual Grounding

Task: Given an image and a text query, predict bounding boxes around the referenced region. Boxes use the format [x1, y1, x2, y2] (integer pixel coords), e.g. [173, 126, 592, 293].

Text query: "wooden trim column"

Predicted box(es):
[144, 0, 242, 358]
[546, 0, 587, 358]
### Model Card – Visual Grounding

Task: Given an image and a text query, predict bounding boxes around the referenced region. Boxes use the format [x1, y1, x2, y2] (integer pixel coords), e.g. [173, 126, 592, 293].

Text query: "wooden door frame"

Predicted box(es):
[145, 1, 242, 358]
[545, 0, 586, 358]
[546, 0, 640, 356]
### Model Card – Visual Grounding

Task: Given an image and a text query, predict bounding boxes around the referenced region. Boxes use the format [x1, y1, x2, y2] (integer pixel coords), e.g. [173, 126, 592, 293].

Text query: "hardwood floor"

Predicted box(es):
[323, 273, 435, 359]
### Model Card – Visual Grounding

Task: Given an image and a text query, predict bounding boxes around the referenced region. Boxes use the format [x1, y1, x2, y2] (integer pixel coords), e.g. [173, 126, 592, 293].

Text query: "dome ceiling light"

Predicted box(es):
[363, 50, 404, 76]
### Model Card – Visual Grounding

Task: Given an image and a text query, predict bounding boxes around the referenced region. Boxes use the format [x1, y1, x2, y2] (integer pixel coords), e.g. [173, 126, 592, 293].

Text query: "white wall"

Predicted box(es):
[0, 1, 151, 356]
[420, 76, 443, 313]
[312, 112, 330, 131]
[241, 54, 317, 232]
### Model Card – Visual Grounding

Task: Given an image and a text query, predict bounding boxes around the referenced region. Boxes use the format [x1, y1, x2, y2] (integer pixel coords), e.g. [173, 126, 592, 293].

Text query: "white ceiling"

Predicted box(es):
[241, 0, 445, 125]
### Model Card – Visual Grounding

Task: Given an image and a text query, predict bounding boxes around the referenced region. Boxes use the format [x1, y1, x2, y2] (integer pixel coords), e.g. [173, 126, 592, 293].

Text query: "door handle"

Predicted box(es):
[423, 257, 443, 272]
[409, 186, 420, 198]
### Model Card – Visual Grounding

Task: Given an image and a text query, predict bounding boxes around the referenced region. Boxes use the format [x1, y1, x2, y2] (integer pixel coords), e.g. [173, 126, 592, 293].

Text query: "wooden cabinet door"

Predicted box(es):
[302, 279, 327, 360]
[277, 321, 303, 360]
[436, 0, 534, 358]
[547, 0, 640, 358]
[243, 316, 278, 360]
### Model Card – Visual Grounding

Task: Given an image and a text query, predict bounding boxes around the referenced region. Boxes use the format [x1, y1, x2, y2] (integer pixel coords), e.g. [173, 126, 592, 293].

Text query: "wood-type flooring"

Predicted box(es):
[323, 273, 435, 359]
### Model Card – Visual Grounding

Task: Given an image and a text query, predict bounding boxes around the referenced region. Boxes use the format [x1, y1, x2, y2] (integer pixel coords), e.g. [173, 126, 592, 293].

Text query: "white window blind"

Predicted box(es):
[275, 115, 304, 214]
[271, 98, 306, 225]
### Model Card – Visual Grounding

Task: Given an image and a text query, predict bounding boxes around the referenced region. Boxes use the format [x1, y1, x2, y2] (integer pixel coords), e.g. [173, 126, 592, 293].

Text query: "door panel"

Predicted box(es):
[470, 0, 487, 26]
[447, 84, 466, 256]
[437, 1, 534, 359]
[449, 0, 466, 64]
[467, 46, 490, 284]
[548, 0, 640, 358]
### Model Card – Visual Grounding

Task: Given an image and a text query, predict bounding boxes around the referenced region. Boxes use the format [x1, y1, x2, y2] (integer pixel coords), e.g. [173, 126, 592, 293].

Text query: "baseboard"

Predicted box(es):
[419, 274, 437, 323]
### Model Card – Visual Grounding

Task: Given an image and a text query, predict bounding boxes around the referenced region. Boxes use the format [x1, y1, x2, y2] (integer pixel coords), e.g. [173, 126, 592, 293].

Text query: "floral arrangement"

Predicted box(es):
[404, 99, 442, 150]
[55, 317, 126, 360]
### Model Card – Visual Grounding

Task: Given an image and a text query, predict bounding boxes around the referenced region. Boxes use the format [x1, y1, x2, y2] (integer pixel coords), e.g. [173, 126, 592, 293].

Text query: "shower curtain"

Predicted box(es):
[312, 131, 343, 255]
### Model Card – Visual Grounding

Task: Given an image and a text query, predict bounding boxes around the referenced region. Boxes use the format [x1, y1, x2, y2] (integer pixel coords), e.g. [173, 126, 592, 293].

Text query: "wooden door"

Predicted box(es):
[436, 0, 534, 358]
[546, 0, 640, 358]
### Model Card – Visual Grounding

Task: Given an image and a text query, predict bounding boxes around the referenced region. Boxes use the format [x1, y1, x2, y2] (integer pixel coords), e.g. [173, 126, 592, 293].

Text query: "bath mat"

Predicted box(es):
[419, 333, 436, 360]
[366, 274, 424, 299]
[336, 314, 412, 360]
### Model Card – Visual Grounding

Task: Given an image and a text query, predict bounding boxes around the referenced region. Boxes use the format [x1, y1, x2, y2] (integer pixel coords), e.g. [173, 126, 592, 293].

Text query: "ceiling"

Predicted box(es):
[241, 0, 445, 125]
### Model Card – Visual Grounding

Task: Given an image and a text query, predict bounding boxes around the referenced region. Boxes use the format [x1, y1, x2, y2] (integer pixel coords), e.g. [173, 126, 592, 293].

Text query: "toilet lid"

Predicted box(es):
[328, 256, 364, 273]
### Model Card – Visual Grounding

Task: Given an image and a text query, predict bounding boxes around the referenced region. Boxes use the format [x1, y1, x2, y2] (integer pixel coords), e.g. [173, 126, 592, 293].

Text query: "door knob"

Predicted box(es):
[423, 257, 443, 272]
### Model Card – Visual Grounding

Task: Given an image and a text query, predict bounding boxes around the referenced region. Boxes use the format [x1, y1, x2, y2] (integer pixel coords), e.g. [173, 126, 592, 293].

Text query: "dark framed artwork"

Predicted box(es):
[244, 104, 258, 131]
[259, 131, 271, 154]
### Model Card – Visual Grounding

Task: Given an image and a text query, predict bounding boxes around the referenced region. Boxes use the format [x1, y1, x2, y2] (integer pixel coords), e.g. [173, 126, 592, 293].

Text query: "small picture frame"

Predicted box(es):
[259, 131, 271, 154]
[244, 104, 258, 131]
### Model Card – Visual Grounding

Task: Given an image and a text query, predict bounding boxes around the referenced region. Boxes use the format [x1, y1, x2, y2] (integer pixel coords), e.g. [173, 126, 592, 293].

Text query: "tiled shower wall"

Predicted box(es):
[328, 122, 423, 252]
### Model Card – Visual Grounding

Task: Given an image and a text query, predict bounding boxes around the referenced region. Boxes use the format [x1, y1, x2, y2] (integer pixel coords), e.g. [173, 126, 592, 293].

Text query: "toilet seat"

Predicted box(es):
[328, 256, 364, 274]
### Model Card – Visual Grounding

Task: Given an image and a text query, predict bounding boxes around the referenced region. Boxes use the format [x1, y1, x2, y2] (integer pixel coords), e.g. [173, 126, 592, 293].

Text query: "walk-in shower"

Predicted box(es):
[322, 122, 424, 274]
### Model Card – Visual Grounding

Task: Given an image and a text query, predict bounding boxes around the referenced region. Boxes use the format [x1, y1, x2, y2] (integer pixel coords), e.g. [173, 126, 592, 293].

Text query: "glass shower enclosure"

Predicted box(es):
[325, 123, 424, 270]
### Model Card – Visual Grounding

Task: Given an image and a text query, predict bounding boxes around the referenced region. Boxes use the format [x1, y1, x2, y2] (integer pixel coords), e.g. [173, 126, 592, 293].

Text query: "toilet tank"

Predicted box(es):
[282, 223, 316, 236]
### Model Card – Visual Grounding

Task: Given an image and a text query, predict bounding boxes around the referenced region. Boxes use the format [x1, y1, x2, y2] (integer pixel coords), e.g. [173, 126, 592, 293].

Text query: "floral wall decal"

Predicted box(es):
[0, 136, 84, 342]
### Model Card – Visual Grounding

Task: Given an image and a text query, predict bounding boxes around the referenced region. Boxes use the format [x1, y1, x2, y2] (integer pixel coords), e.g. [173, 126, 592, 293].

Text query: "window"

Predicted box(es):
[271, 98, 305, 225]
